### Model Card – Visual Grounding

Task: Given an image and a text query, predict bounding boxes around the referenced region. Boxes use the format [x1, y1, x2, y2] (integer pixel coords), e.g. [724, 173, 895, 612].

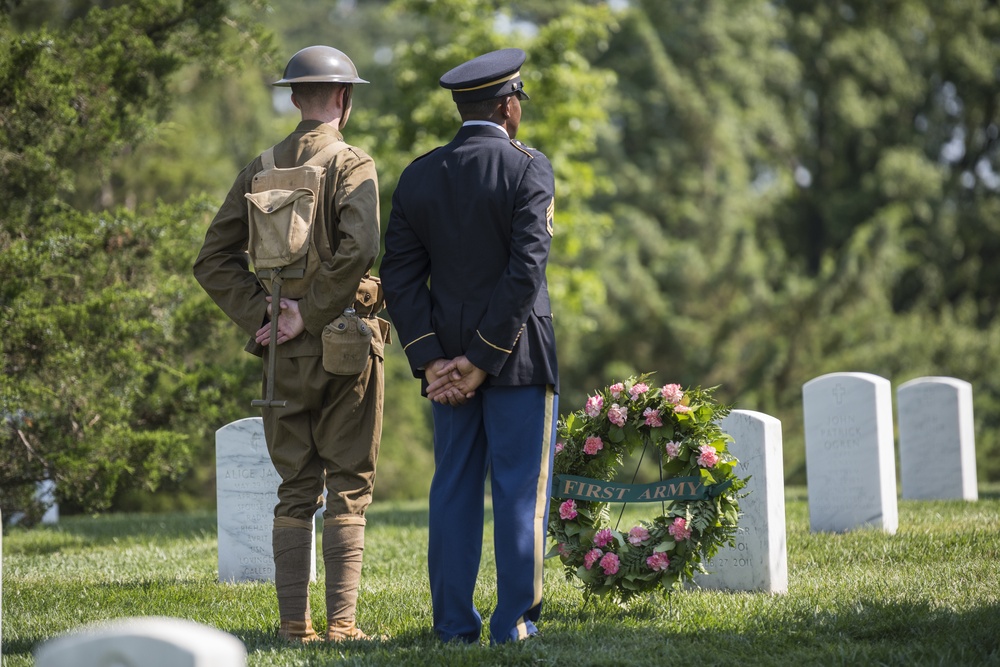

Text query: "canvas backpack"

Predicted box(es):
[244, 139, 346, 299]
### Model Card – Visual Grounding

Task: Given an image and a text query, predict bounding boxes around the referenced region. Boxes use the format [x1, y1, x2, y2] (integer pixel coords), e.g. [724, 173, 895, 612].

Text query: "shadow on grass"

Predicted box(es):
[541, 594, 1000, 662]
[1, 636, 42, 659]
[222, 598, 1000, 665]
[233, 625, 437, 650]
[7, 504, 434, 557]
[365, 499, 501, 528]
[977, 487, 1000, 501]
[366, 503, 429, 528]
[6, 599, 998, 666]
[5, 511, 217, 555]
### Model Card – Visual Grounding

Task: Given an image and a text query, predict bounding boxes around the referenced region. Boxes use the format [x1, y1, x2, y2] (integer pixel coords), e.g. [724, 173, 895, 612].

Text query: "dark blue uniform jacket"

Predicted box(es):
[381, 123, 559, 393]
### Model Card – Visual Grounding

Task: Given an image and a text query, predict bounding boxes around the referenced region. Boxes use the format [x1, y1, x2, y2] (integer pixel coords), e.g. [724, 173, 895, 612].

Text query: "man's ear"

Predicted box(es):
[290, 93, 301, 110]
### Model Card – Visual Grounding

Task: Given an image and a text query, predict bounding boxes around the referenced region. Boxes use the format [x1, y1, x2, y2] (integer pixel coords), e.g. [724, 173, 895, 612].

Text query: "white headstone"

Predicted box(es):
[696, 410, 788, 593]
[37, 479, 59, 524]
[35, 616, 246, 667]
[216, 417, 316, 582]
[898, 377, 977, 501]
[803, 372, 898, 534]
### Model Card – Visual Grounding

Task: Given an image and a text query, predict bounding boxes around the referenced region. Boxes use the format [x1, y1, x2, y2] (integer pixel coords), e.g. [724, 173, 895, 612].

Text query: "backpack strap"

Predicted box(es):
[303, 139, 348, 264]
[304, 139, 347, 168]
[261, 146, 276, 171]
[260, 139, 344, 171]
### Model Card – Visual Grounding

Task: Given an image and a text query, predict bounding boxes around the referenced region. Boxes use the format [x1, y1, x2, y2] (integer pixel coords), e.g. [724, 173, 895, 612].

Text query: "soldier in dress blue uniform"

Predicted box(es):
[380, 48, 559, 645]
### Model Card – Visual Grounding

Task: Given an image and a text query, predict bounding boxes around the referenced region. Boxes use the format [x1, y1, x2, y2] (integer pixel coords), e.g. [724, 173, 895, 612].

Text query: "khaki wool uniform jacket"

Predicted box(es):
[194, 120, 382, 354]
[194, 120, 384, 521]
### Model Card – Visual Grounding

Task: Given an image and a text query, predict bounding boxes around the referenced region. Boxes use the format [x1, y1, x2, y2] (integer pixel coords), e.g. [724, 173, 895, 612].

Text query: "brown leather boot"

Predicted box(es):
[278, 619, 323, 644]
[326, 618, 374, 642]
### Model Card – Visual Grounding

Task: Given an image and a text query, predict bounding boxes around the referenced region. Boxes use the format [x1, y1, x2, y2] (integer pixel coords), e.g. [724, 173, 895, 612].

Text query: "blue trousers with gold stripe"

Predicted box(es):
[428, 384, 558, 644]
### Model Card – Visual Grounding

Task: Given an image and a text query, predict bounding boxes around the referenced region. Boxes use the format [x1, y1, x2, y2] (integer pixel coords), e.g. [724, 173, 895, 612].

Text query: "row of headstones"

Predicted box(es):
[9, 373, 977, 663]
[209, 414, 793, 594]
[804, 372, 977, 535]
[701, 373, 977, 593]
[213, 372, 977, 594]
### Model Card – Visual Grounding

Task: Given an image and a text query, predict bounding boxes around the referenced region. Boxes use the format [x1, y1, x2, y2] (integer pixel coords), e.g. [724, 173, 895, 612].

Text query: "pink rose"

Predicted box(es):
[559, 499, 578, 520]
[557, 542, 568, 556]
[629, 383, 649, 401]
[555, 441, 564, 454]
[607, 404, 627, 427]
[665, 441, 681, 458]
[584, 548, 603, 570]
[668, 517, 691, 541]
[674, 404, 692, 414]
[584, 394, 604, 418]
[583, 436, 604, 456]
[646, 552, 670, 572]
[697, 444, 719, 468]
[594, 528, 613, 547]
[643, 407, 662, 427]
[628, 526, 650, 546]
[600, 552, 620, 575]
[661, 383, 684, 404]
[609, 382, 624, 399]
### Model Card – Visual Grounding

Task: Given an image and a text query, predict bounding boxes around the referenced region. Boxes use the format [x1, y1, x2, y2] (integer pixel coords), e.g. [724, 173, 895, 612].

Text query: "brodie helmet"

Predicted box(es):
[273, 46, 369, 86]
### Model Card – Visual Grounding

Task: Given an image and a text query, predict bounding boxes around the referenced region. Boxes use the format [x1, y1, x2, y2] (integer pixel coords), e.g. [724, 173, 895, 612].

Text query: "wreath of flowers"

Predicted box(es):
[547, 373, 746, 604]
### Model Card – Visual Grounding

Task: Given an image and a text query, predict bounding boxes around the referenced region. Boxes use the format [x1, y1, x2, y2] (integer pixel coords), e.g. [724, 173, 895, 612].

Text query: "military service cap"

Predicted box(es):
[439, 48, 530, 103]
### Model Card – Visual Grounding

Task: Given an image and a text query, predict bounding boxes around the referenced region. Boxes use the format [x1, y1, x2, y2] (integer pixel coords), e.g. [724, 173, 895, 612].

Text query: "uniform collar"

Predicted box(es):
[294, 119, 344, 140]
[460, 120, 510, 139]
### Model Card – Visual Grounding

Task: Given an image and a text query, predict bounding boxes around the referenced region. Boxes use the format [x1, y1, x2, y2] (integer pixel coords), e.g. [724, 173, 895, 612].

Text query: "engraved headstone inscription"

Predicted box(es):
[803, 372, 898, 534]
[696, 409, 788, 593]
[216, 418, 316, 582]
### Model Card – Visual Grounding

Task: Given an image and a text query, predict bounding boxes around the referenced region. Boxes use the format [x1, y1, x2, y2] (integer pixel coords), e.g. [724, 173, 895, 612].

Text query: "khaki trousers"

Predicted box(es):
[262, 351, 383, 522]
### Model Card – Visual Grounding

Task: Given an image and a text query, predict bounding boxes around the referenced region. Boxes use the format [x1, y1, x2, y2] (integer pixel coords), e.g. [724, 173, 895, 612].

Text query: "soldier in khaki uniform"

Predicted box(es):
[194, 46, 385, 643]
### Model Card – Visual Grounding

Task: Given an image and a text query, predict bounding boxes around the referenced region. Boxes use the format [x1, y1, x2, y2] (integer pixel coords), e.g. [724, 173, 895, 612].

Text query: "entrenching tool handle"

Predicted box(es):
[251, 275, 288, 409]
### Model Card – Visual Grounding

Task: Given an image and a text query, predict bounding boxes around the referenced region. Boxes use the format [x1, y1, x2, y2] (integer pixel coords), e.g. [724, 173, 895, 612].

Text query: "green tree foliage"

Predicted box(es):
[775, 1, 1000, 482]
[367, 0, 618, 371]
[0, 1, 273, 519]
[4, 0, 999, 521]
[581, 0, 802, 402]
[583, 0, 1000, 482]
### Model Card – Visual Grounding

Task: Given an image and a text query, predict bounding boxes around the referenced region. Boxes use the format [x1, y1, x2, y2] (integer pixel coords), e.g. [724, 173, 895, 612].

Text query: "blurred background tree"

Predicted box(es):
[0, 0, 275, 518]
[2, 0, 998, 521]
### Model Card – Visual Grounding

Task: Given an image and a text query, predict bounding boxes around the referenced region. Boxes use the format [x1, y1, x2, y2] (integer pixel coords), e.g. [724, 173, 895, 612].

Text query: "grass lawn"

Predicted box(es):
[2, 486, 999, 666]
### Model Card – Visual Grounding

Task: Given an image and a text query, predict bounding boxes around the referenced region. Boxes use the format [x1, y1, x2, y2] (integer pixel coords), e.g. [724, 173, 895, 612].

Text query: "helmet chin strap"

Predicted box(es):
[339, 84, 353, 130]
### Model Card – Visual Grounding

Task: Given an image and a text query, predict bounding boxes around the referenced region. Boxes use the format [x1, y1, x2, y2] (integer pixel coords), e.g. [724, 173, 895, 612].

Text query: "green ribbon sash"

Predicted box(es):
[553, 474, 732, 503]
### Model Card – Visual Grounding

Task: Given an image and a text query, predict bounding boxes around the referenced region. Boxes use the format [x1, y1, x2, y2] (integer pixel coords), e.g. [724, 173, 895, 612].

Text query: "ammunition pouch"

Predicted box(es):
[353, 275, 384, 317]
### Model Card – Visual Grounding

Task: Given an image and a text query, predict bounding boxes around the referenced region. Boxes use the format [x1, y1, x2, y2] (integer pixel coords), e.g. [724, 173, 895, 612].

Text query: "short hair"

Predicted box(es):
[290, 82, 347, 108]
[457, 97, 502, 120]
